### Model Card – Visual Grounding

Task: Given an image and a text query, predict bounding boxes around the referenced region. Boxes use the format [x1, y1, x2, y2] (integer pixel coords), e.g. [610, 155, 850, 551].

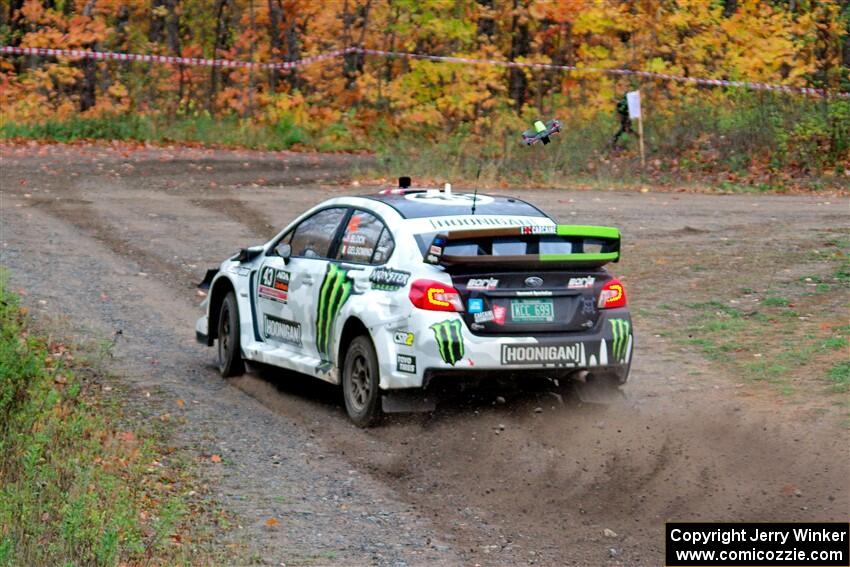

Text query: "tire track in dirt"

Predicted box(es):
[2, 197, 461, 566]
[3, 144, 848, 567]
[29, 196, 199, 290]
[25, 174, 288, 294]
[230, 353, 849, 566]
[190, 196, 279, 238]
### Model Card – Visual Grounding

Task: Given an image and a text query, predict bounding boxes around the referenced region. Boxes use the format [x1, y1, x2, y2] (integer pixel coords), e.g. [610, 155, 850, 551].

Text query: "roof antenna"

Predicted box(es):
[471, 164, 482, 215]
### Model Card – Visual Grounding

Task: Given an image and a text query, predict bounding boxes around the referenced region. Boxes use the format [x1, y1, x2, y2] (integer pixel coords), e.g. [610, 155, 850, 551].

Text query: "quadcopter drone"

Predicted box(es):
[522, 119, 562, 146]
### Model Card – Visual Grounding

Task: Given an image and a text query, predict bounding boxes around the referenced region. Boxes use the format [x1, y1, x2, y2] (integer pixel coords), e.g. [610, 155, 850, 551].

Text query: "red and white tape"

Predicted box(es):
[359, 48, 849, 98]
[2, 44, 848, 98]
[0, 45, 349, 69]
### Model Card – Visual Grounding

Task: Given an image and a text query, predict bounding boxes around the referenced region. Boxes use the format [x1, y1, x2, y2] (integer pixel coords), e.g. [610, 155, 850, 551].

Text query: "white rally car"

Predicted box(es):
[196, 182, 633, 426]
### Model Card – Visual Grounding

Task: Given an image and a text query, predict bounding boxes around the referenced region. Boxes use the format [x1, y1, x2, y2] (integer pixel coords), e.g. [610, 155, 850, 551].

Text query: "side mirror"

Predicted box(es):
[275, 243, 292, 263]
[235, 245, 264, 263]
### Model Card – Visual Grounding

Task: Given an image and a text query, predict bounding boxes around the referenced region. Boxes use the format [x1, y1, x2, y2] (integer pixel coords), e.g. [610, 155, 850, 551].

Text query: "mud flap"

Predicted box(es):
[196, 330, 209, 345]
[381, 391, 436, 413]
[199, 268, 219, 290]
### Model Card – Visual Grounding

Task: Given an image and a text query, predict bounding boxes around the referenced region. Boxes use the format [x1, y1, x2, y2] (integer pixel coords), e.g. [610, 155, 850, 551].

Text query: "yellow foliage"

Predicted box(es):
[0, 0, 847, 132]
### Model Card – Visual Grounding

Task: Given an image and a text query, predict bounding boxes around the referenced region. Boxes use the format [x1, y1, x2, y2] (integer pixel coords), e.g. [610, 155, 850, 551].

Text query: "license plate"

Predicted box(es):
[510, 299, 554, 323]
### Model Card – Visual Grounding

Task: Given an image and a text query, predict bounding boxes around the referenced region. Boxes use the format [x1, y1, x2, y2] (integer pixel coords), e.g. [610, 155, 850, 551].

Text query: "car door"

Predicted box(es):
[321, 209, 396, 361]
[256, 207, 348, 362]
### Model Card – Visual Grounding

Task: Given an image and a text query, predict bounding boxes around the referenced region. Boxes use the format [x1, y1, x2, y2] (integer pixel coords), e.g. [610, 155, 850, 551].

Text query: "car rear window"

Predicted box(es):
[368, 193, 548, 219]
[493, 239, 526, 255]
[538, 237, 573, 255]
[416, 234, 605, 256]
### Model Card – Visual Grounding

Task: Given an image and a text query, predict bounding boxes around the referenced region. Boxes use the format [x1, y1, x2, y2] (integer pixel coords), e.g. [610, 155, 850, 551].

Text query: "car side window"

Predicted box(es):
[289, 208, 347, 259]
[336, 210, 392, 264]
[372, 227, 395, 264]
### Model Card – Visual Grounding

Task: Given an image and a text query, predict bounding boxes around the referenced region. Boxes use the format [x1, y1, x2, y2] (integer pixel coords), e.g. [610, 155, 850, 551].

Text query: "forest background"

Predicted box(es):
[1, 0, 849, 191]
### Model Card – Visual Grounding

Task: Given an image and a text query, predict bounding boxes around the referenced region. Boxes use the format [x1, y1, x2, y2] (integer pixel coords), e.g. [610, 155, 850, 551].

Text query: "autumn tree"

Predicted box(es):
[0, 0, 847, 131]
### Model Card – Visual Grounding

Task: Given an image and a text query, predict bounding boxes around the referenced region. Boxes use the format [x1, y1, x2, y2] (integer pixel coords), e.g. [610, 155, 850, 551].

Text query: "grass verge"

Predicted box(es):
[368, 94, 850, 193]
[0, 113, 311, 152]
[0, 282, 232, 565]
[2, 92, 849, 193]
[644, 231, 850, 414]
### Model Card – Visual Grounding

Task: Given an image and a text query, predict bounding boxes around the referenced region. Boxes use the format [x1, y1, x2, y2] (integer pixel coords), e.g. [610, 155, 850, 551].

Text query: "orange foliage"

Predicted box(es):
[0, 0, 847, 128]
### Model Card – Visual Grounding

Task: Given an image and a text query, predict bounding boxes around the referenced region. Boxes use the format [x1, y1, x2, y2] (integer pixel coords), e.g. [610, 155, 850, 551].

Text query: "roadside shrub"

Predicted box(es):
[0, 287, 32, 432]
[0, 282, 220, 566]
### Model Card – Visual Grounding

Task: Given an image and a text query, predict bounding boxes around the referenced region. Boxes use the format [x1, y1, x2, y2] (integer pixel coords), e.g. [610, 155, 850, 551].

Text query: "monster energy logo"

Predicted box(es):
[610, 318, 631, 362]
[316, 263, 352, 359]
[430, 319, 465, 366]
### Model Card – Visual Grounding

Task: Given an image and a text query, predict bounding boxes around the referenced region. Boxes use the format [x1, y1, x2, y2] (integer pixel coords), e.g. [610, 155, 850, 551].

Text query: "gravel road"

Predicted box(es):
[1, 142, 847, 566]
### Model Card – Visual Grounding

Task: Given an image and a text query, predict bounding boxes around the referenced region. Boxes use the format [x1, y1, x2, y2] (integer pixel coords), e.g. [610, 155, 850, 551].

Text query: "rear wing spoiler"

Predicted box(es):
[423, 224, 621, 269]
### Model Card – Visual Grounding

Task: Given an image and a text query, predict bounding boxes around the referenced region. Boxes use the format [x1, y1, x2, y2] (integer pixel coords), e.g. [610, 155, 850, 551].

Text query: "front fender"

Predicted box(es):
[206, 271, 248, 345]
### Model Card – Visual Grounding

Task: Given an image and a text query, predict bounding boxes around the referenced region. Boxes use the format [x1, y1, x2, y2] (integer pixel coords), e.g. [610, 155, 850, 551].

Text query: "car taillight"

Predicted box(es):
[409, 279, 465, 312]
[598, 278, 627, 309]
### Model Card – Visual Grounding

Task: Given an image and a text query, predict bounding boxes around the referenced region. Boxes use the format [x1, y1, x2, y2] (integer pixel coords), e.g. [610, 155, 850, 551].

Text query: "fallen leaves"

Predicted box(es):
[117, 431, 136, 443]
[0, 290, 232, 563]
[265, 517, 279, 527]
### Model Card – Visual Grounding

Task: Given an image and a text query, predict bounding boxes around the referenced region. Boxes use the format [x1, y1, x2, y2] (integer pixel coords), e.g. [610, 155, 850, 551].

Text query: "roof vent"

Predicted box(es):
[399, 176, 411, 189]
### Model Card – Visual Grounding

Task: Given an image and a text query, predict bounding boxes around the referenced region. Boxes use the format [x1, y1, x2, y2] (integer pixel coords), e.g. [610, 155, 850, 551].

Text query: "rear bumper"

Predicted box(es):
[376, 308, 633, 390]
[422, 363, 629, 389]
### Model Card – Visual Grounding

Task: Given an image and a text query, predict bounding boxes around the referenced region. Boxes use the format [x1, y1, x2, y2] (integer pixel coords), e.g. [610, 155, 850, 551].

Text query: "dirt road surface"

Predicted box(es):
[2, 143, 848, 566]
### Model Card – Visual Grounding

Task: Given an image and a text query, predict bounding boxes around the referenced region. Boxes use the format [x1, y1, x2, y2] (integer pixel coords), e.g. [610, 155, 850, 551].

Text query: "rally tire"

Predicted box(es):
[217, 291, 245, 377]
[342, 335, 382, 427]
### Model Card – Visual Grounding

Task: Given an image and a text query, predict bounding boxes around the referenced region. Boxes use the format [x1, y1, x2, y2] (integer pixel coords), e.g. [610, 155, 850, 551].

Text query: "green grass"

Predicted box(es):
[1, 113, 311, 151]
[670, 259, 850, 403]
[0, 281, 229, 565]
[821, 336, 848, 351]
[3, 92, 849, 192]
[762, 296, 790, 307]
[827, 361, 850, 393]
[366, 93, 850, 191]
